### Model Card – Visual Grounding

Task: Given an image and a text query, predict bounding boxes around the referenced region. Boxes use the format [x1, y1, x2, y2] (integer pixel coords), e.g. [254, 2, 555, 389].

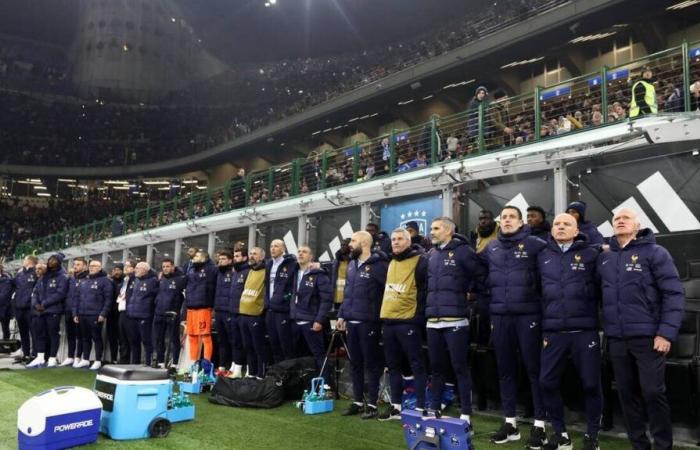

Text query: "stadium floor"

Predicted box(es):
[0, 367, 694, 450]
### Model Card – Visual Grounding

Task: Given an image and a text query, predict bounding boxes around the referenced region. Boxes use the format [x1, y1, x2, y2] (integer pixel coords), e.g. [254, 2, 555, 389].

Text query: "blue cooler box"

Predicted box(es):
[401, 409, 472, 449]
[94, 365, 192, 440]
[18, 386, 102, 450]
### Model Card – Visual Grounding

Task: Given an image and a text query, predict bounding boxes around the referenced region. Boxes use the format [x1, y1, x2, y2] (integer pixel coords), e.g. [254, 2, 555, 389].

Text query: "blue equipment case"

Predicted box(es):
[17, 386, 102, 450]
[401, 410, 472, 449]
[94, 365, 194, 440]
[302, 377, 333, 415]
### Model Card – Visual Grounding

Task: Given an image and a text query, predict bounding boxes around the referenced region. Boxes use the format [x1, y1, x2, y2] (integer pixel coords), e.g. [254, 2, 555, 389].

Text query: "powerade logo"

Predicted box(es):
[95, 390, 113, 401]
[53, 419, 93, 432]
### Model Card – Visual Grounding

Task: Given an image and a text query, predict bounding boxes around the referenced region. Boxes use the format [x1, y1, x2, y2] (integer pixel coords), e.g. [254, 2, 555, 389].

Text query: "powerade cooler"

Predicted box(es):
[94, 365, 194, 440]
[17, 386, 102, 450]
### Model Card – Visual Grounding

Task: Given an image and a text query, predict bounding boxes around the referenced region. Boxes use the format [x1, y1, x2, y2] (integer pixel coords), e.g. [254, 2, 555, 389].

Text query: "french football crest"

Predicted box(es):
[543, 338, 548, 348]
[574, 254, 581, 263]
[631, 254, 638, 263]
[448, 251, 454, 258]
[364, 266, 371, 272]
[518, 243, 525, 251]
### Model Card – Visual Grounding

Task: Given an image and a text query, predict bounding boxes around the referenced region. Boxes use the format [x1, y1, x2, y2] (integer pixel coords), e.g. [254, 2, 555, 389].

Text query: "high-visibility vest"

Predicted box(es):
[629, 80, 657, 118]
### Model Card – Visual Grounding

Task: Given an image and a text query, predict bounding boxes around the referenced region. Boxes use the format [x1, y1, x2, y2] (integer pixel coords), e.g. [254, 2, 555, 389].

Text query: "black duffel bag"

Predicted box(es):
[265, 356, 317, 400]
[208, 376, 285, 409]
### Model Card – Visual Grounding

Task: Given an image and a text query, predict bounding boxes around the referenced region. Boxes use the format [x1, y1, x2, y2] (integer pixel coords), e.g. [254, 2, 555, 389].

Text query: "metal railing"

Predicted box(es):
[12, 41, 700, 259]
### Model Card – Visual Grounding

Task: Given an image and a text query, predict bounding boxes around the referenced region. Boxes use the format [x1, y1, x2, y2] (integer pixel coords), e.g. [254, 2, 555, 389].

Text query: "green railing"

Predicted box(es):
[12, 41, 700, 260]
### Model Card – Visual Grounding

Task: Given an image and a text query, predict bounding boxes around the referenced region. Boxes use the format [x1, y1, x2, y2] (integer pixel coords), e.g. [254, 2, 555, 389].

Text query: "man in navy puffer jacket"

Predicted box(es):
[537, 214, 602, 450]
[214, 251, 236, 372]
[28, 253, 69, 369]
[127, 262, 159, 365]
[153, 259, 185, 368]
[12, 256, 38, 360]
[424, 217, 484, 423]
[290, 245, 332, 382]
[73, 260, 113, 370]
[62, 257, 87, 368]
[337, 231, 389, 420]
[265, 239, 299, 363]
[479, 206, 548, 447]
[598, 208, 684, 450]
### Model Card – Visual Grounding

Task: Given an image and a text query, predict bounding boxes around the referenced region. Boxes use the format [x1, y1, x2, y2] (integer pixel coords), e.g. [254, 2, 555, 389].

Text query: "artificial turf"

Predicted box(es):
[0, 368, 691, 450]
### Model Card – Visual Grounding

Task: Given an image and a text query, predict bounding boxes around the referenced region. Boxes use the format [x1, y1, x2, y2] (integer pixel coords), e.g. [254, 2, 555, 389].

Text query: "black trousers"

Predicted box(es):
[609, 337, 672, 450]
[106, 306, 120, 362]
[117, 311, 131, 363]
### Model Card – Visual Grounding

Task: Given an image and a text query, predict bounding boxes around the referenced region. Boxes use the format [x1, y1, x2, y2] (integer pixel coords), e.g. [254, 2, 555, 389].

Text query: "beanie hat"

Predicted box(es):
[566, 201, 587, 220]
[405, 221, 420, 232]
[475, 86, 488, 96]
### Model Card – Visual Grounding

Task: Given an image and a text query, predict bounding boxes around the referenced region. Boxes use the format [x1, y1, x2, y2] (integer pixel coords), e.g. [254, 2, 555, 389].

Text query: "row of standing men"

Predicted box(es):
[0, 202, 685, 450]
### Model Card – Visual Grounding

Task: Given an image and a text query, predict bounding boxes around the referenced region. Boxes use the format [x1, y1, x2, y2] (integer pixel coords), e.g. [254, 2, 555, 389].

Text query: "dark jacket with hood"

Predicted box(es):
[338, 250, 389, 322]
[537, 234, 600, 332]
[67, 270, 88, 317]
[426, 235, 483, 319]
[214, 264, 235, 313]
[480, 225, 547, 315]
[75, 270, 113, 317]
[155, 268, 186, 316]
[185, 259, 218, 309]
[597, 228, 685, 341]
[530, 221, 552, 241]
[264, 253, 299, 313]
[33, 254, 69, 315]
[127, 270, 159, 319]
[290, 266, 333, 323]
[371, 231, 392, 256]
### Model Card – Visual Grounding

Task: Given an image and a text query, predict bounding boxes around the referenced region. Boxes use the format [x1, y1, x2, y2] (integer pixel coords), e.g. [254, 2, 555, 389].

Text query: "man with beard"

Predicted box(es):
[238, 247, 268, 378]
[527, 206, 551, 241]
[214, 251, 236, 373]
[62, 257, 87, 367]
[337, 231, 389, 420]
[107, 263, 125, 364]
[470, 210, 499, 253]
[153, 259, 185, 368]
[265, 239, 299, 362]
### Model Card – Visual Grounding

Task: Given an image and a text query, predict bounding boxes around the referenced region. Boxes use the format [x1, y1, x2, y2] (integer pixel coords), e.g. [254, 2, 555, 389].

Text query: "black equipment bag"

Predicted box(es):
[265, 356, 317, 400]
[0, 339, 20, 353]
[208, 376, 285, 409]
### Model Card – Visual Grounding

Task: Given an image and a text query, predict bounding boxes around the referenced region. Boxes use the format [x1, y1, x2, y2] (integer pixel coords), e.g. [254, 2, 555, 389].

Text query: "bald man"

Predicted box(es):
[264, 239, 299, 362]
[537, 214, 602, 450]
[337, 231, 389, 419]
[126, 262, 159, 365]
[598, 208, 684, 450]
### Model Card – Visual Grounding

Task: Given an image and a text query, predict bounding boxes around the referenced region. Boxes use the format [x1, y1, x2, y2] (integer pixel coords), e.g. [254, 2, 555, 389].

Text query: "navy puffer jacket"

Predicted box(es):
[155, 268, 186, 316]
[214, 265, 235, 313]
[13, 267, 37, 310]
[290, 267, 333, 323]
[185, 259, 218, 309]
[338, 251, 389, 322]
[127, 270, 159, 319]
[75, 271, 113, 317]
[538, 234, 600, 331]
[426, 236, 483, 319]
[264, 254, 299, 313]
[32, 264, 69, 315]
[481, 225, 547, 315]
[597, 229, 685, 341]
[67, 271, 88, 316]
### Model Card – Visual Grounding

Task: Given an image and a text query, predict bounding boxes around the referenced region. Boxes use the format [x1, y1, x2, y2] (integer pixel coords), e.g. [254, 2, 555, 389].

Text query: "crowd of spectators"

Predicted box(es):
[1, 0, 566, 167]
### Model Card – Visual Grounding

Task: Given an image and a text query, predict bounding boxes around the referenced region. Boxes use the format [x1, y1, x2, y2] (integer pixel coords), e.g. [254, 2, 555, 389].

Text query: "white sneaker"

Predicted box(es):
[231, 364, 243, 379]
[47, 357, 58, 368]
[157, 363, 165, 369]
[60, 358, 74, 367]
[74, 359, 90, 369]
[26, 356, 46, 369]
[72, 358, 83, 368]
[10, 348, 24, 358]
[89, 361, 102, 371]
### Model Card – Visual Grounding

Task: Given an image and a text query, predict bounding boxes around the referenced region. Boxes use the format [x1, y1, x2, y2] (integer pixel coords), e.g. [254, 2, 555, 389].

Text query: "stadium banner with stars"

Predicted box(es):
[379, 194, 442, 236]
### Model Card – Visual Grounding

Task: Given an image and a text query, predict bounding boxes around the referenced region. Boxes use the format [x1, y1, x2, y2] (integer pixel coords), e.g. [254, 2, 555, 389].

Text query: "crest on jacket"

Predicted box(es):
[514, 243, 529, 259]
[626, 254, 643, 272]
[570, 254, 586, 271]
